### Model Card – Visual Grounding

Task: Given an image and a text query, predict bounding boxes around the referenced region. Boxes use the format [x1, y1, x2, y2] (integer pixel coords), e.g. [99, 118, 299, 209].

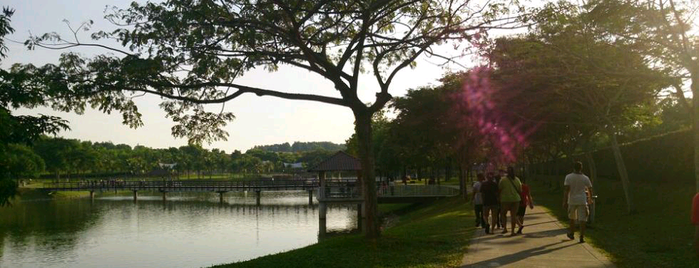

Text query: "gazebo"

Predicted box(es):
[308, 151, 363, 201]
[308, 151, 365, 232]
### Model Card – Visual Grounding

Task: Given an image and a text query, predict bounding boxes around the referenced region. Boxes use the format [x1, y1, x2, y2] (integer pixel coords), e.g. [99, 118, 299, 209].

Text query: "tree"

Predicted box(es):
[0, 7, 69, 206]
[588, 0, 699, 192]
[14, 0, 515, 237]
[5, 144, 45, 180]
[33, 137, 78, 180]
[483, 2, 671, 212]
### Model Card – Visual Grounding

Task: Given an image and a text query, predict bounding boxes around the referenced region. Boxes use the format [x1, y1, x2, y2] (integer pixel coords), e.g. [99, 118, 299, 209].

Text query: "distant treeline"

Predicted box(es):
[251, 141, 345, 153]
[6, 136, 342, 181]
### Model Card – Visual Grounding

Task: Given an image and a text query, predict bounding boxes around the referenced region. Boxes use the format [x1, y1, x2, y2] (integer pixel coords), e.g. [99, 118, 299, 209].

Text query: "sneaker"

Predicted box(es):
[501, 229, 508, 234]
[566, 232, 574, 240]
[579, 236, 585, 243]
[517, 226, 523, 234]
[485, 225, 490, 234]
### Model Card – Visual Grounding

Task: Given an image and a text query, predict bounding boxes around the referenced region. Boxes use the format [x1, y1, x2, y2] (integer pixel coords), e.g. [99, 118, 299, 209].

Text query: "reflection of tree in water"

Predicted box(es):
[133, 198, 358, 230]
[0, 194, 355, 246]
[0, 199, 102, 256]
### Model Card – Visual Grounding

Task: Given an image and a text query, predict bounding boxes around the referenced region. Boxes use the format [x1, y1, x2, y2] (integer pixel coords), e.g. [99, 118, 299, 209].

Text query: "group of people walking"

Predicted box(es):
[471, 162, 594, 243]
[472, 166, 533, 236]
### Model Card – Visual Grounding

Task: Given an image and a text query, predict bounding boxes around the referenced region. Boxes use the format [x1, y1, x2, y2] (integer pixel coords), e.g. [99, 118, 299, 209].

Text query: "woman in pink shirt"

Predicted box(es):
[516, 177, 534, 234]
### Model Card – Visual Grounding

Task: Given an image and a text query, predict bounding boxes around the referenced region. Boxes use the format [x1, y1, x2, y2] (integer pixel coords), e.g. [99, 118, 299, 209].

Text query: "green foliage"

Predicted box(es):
[253, 142, 345, 153]
[0, 7, 13, 58]
[533, 129, 693, 183]
[5, 144, 44, 179]
[0, 8, 69, 206]
[587, 0, 699, 81]
[592, 130, 692, 183]
[10, 136, 344, 179]
[620, 97, 692, 142]
[345, 72, 485, 179]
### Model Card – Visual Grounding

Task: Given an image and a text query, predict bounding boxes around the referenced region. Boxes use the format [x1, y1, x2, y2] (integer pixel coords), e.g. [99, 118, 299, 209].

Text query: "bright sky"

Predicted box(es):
[4, 0, 481, 152]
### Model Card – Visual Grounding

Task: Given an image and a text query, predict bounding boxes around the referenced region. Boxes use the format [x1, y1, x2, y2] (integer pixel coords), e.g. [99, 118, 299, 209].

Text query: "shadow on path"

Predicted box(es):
[521, 220, 558, 228]
[461, 241, 578, 268]
[470, 227, 568, 244]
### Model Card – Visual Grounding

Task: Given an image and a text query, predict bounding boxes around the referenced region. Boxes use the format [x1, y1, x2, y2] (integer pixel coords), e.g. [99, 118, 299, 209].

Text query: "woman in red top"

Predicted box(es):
[516, 177, 534, 234]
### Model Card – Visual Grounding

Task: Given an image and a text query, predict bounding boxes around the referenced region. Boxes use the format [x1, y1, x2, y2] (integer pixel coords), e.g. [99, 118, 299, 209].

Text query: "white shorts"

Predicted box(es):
[568, 204, 588, 222]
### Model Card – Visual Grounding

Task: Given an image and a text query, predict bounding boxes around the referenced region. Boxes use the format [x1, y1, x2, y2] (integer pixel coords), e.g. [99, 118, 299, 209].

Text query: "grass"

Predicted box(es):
[51, 191, 91, 199]
[212, 197, 476, 268]
[530, 175, 699, 268]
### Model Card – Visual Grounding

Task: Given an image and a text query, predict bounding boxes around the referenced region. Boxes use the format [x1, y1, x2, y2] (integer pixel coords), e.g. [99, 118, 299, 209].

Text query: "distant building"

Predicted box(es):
[283, 162, 304, 169]
[158, 163, 177, 169]
[149, 163, 177, 177]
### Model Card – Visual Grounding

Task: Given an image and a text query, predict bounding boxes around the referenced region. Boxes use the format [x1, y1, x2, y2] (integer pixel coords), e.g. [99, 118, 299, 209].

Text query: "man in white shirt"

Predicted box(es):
[563, 161, 593, 243]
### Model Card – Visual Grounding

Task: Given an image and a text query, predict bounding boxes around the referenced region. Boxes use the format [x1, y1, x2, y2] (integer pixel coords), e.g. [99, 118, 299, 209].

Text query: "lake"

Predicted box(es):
[0, 191, 358, 268]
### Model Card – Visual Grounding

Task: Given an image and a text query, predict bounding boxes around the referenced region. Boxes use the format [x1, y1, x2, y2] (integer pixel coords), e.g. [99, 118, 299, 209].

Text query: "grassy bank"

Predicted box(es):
[212, 197, 475, 268]
[16, 187, 91, 200]
[530, 175, 698, 267]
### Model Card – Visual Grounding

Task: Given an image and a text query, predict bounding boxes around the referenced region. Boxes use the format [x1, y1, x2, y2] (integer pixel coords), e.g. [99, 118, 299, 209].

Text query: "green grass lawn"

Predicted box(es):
[212, 197, 476, 268]
[530, 175, 698, 268]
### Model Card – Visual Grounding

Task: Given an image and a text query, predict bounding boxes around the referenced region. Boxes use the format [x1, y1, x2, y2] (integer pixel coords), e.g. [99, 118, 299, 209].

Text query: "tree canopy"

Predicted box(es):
[9, 0, 516, 238]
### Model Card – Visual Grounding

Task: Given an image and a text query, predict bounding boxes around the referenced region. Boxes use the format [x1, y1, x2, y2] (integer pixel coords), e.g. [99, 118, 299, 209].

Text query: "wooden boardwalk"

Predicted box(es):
[41, 180, 318, 193]
[41, 180, 461, 204]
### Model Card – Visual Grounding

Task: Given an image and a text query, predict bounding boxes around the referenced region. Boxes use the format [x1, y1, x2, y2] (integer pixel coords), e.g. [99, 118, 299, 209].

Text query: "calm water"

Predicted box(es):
[0, 191, 358, 268]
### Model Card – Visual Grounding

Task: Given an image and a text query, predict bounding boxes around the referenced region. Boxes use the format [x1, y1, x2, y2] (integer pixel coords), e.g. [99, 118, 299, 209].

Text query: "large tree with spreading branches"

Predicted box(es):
[7, 0, 516, 237]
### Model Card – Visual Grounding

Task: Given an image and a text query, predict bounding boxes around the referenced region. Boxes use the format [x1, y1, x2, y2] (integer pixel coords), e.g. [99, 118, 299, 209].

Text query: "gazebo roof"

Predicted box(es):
[308, 151, 362, 172]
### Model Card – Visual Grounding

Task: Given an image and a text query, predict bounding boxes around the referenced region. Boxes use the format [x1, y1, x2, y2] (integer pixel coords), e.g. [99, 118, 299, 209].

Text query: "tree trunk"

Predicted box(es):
[609, 132, 635, 213]
[459, 163, 466, 199]
[467, 166, 472, 183]
[585, 151, 597, 184]
[354, 111, 379, 239]
[445, 159, 452, 182]
[523, 154, 529, 180]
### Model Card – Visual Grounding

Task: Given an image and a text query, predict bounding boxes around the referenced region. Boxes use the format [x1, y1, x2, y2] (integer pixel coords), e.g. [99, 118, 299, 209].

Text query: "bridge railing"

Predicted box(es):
[319, 184, 460, 200]
[42, 179, 320, 191]
[377, 185, 460, 197]
[318, 180, 361, 200]
[42, 181, 460, 199]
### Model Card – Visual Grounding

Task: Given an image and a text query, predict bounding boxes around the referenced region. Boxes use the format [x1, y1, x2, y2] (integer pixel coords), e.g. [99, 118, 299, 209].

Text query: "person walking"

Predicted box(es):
[486, 172, 502, 229]
[480, 172, 499, 234]
[499, 166, 523, 235]
[494, 170, 504, 229]
[563, 161, 593, 243]
[516, 177, 534, 234]
[472, 174, 485, 227]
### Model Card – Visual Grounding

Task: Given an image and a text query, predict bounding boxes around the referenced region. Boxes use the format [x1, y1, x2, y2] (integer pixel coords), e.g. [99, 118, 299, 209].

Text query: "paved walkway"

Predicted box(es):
[461, 206, 615, 268]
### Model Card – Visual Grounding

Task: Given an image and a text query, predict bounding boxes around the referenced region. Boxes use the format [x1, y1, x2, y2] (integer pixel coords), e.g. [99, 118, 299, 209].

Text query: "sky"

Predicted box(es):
[3, 0, 482, 152]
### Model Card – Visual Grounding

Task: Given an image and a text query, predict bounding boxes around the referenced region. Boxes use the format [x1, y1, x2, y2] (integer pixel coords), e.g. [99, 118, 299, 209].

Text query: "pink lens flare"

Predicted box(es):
[452, 66, 538, 164]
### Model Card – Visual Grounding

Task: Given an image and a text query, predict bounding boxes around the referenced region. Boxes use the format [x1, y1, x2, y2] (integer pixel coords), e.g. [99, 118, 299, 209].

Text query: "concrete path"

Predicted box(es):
[461, 206, 615, 268]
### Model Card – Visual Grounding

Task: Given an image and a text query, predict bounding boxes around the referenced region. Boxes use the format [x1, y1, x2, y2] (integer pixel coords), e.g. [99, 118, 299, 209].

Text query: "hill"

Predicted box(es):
[251, 141, 345, 153]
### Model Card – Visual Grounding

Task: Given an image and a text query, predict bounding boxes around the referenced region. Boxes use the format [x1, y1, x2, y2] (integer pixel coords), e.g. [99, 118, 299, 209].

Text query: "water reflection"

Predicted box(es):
[0, 191, 357, 268]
